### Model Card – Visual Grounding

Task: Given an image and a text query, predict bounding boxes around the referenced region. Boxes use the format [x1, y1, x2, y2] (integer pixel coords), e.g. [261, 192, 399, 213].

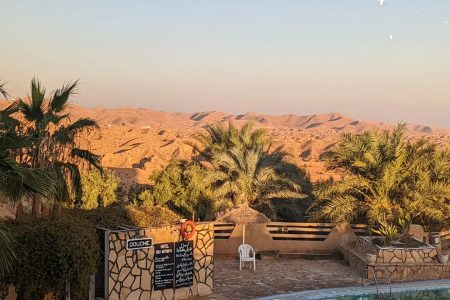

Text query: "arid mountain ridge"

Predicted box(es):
[65, 105, 450, 186]
[70, 105, 446, 134]
[2, 101, 450, 186]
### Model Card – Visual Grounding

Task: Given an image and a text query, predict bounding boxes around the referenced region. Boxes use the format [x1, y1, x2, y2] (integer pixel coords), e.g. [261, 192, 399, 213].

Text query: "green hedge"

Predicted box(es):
[63, 205, 181, 229]
[2, 216, 100, 300]
[1, 205, 181, 299]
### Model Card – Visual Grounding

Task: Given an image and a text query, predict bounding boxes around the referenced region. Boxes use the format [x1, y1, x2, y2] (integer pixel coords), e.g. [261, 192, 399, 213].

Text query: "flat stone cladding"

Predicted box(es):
[107, 223, 214, 300]
[342, 236, 449, 281]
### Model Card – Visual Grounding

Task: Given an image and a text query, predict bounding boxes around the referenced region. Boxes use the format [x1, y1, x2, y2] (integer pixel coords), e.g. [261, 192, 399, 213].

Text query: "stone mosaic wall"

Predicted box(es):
[355, 237, 438, 264]
[342, 237, 449, 281]
[354, 237, 378, 255]
[342, 244, 450, 281]
[106, 223, 214, 300]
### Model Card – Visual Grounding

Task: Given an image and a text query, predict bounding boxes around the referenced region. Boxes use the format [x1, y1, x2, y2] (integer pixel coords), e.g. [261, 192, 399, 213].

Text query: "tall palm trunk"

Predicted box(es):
[31, 195, 42, 217]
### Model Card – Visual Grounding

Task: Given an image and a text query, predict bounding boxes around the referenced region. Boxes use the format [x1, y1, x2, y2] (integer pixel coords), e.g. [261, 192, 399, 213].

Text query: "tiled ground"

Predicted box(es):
[194, 258, 363, 300]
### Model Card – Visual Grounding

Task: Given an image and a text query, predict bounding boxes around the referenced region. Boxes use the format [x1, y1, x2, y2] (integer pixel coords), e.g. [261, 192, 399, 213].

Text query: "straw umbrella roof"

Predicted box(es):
[216, 204, 271, 224]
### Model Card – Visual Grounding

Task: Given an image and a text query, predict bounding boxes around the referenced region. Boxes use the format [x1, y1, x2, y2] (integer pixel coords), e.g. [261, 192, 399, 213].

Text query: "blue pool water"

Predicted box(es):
[325, 288, 450, 300]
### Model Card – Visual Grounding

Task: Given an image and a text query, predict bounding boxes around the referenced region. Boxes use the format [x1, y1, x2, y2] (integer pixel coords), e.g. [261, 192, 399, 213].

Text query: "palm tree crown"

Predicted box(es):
[309, 124, 450, 229]
[6, 78, 101, 205]
[196, 122, 306, 217]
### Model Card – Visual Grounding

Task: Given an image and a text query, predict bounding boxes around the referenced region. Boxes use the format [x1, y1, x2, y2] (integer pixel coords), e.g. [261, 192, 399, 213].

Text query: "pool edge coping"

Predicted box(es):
[256, 279, 450, 300]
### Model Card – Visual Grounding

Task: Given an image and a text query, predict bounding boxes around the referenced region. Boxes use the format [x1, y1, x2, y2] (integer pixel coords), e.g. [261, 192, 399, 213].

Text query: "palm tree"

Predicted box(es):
[308, 124, 450, 229]
[0, 80, 8, 99]
[196, 122, 306, 218]
[0, 225, 14, 277]
[194, 121, 270, 160]
[0, 82, 16, 277]
[0, 84, 52, 278]
[1, 101, 53, 201]
[10, 78, 101, 211]
[208, 146, 304, 213]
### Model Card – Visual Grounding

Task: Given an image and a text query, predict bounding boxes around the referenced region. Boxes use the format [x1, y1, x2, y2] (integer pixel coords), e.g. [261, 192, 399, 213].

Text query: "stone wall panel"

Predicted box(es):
[104, 223, 214, 300]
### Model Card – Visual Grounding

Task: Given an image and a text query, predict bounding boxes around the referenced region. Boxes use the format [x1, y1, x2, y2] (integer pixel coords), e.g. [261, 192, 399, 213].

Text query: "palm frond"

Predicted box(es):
[0, 80, 9, 99]
[68, 117, 99, 132]
[0, 225, 15, 276]
[0, 155, 53, 201]
[50, 80, 78, 113]
[71, 148, 102, 170]
[22, 78, 46, 121]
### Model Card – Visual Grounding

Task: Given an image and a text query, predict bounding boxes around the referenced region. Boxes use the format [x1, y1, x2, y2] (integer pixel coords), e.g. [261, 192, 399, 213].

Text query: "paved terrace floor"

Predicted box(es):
[195, 257, 363, 300]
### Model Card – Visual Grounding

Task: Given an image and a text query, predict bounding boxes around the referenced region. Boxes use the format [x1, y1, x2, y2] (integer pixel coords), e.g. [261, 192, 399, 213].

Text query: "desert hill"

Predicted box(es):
[67, 105, 447, 135]
[65, 105, 450, 187]
[2, 101, 450, 186]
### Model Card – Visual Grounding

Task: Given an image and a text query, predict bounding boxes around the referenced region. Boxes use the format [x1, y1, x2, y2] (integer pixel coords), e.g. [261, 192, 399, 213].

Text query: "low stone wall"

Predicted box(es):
[441, 229, 450, 254]
[342, 237, 449, 281]
[99, 223, 214, 300]
[354, 236, 378, 255]
[355, 237, 438, 264]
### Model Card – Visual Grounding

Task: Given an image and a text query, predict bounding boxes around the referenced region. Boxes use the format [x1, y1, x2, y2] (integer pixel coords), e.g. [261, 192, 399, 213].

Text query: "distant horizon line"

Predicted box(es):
[1, 99, 448, 131]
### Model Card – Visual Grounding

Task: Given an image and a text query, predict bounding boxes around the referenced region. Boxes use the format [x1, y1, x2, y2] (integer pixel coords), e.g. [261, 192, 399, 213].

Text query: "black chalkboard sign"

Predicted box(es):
[154, 242, 175, 290]
[174, 240, 194, 288]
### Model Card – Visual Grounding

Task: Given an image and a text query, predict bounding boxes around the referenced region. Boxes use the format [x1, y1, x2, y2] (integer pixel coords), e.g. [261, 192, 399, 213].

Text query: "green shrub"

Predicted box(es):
[63, 205, 181, 229]
[138, 190, 153, 206]
[150, 160, 217, 220]
[2, 216, 100, 300]
[81, 168, 120, 209]
[0, 204, 180, 299]
[127, 183, 152, 205]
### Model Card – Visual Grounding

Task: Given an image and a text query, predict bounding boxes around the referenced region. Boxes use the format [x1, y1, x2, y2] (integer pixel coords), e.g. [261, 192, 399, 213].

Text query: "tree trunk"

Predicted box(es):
[15, 202, 24, 220]
[41, 202, 50, 218]
[31, 197, 42, 217]
[52, 202, 62, 217]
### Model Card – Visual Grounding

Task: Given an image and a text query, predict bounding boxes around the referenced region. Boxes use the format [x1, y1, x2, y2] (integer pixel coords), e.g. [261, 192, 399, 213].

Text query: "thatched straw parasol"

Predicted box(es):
[216, 204, 271, 244]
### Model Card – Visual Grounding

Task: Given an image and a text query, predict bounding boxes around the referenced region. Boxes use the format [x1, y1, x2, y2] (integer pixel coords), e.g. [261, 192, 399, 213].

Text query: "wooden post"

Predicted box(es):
[89, 273, 95, 300]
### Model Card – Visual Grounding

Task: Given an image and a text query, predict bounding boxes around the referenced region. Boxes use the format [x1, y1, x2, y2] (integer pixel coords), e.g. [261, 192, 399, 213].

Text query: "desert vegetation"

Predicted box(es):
[1, 78, 450, 297]
[308, 124, 450, 237]
[127, 122, 311, 221]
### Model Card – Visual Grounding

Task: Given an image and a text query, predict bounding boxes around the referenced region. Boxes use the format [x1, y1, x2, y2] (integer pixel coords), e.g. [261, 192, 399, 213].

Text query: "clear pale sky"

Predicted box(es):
[1, 1, 450, 127]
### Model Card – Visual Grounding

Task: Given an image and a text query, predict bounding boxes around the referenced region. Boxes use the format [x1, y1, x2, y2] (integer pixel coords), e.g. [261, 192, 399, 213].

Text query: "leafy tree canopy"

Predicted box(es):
[194, 122, 309, 219]
[148, 160, 217, 220]
[309, 124, 450, 230]
[81, 168, 120, 209]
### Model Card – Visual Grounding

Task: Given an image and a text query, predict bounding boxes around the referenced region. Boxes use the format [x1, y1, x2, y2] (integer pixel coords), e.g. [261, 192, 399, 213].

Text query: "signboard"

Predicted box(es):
[126, 238, 153, 250]
[174, 240, 194, 288]
[154, 242, 175, 290]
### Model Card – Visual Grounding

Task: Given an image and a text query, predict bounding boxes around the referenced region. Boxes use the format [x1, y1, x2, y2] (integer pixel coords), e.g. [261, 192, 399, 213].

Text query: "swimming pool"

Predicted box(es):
[324, 288, 450, 299]
[257, 280, 450, 300]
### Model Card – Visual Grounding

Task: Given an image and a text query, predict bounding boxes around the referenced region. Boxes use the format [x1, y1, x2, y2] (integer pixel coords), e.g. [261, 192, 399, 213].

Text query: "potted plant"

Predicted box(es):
[366, 253, 377, 264]
[438, 254, 449, 264]
[372, 220, 399, 247]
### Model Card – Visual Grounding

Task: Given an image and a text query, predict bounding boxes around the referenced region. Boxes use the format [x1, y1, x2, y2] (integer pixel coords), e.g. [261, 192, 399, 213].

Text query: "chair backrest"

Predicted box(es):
[238, 244, 254, 258]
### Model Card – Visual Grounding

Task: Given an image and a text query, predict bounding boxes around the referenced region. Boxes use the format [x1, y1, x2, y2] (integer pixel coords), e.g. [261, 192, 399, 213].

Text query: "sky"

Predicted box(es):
[1, 1, 450, 127]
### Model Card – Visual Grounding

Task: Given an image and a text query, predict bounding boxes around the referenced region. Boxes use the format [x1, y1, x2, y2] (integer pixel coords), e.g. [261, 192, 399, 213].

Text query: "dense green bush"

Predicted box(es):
[127, 183, 152, 205]
[309, 125, 450, 230]
[149, 160, 217, 220]
[1, 205, 180, 299]
[64, 205, 181, 229]
[81, 168, 120, 209]
[2, 216, 100, 300]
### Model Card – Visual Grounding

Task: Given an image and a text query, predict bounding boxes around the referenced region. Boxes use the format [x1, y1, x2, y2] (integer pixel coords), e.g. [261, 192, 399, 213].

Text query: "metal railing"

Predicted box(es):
[362, 266, 392, 297]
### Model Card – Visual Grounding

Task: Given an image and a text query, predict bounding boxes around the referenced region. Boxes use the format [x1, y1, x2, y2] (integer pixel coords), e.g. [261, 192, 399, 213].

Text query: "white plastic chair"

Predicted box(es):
[238, 244, 256, 271]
